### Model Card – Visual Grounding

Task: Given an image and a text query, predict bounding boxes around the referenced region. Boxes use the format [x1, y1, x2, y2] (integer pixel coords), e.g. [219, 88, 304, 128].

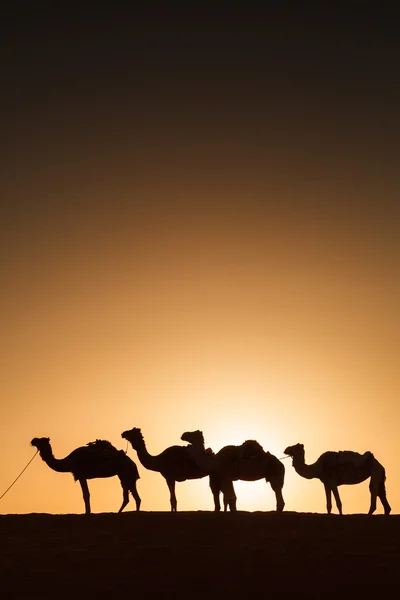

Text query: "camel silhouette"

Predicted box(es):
[181, 430, 285, 512]
[120, 427, 216, 511]
[31, 437, 141, 514]
[284, 443, 391, 515]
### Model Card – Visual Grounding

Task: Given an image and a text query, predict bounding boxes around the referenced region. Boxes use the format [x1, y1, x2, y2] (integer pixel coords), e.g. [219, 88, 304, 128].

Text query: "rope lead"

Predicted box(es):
[0, 450, 39, 501]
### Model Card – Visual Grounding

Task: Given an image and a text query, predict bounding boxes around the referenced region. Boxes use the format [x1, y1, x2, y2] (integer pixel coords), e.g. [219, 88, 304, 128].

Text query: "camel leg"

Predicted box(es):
[368, 492, 377, 514]
[378, 480, 391, 515]
[229, 483, 237, 511]
[370, 465, 391, 515]
[221, 480, 236, 511]
[323, 482, 332, 514]
[380, 496, 391, 515]
[331, 486, 342, 515]
[118, 487, 130, 513]
[223, 493, 229, 512]
[131, 483, 141, 511]
[79, 479, 91, 515]
[209, 475, 221, 512]
[166, 477, 177, 512]
[269, 477, 285, 512]
[368, 476, 380, 515]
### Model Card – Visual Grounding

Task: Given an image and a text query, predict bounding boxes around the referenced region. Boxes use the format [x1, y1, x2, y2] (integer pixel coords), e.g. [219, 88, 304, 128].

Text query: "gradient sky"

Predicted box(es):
[1, 7, 399, 514]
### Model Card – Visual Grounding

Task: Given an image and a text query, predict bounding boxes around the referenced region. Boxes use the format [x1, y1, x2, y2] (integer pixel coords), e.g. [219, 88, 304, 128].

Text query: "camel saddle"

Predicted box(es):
[336, 450, 373, 468]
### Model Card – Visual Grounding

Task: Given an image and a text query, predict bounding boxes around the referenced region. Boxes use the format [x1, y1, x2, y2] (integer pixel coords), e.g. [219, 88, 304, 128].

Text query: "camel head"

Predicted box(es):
[31, 437, 51, 451]
[284, 443, 305, 463]
[181, 430, 205, 448]
[121, 428, 143, 450]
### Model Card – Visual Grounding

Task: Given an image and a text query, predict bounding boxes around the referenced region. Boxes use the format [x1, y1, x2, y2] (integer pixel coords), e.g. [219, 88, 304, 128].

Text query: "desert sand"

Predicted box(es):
[1, 511, 399, 599]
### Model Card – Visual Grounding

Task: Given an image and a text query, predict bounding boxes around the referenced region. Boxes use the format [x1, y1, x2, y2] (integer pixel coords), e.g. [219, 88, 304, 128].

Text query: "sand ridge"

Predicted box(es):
[1, 511, 399, 598]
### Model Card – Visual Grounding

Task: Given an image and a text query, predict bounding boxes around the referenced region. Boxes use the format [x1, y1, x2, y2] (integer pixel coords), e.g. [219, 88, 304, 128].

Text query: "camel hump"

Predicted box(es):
[86, 439, 119, 453]
[337, 450, 374, 467]
[240, 440, 264, 459]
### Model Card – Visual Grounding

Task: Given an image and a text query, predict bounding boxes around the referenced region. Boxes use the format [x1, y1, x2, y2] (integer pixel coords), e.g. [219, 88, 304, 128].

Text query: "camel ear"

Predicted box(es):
[46, 437, 50, 442]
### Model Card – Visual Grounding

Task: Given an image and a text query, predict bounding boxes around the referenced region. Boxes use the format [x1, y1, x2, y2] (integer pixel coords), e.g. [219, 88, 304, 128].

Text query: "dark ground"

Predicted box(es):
[1, 511, 399, 599]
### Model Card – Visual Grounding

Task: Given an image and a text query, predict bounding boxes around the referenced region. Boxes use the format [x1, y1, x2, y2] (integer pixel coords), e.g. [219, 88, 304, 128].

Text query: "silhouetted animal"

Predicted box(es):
[121, 427, 211, 511]
[31, 437, 141, 514]
[181, 430, 285, 512]
[284, 443, 391, 515]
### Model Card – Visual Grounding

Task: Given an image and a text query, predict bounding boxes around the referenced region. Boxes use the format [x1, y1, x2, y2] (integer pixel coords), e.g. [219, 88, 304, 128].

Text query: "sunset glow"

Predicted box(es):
[1, 10, 399, 518]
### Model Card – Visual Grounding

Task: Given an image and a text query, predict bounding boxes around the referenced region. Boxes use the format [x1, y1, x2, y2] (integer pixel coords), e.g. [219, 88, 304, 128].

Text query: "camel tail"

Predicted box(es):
[368, 451, 386, 476]
[364, 451, 377, 470]
[130, 462, 140, 480]
[122, 453, 140, 481]
[372, 455, 387, 486]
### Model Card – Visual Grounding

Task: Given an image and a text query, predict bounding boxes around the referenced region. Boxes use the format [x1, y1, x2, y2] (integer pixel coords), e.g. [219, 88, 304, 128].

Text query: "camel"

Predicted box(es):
[181, 430, 285, 512]
[31, 437, 141, 514]
[284, 443, 391, 515]
[121, 427, 215, 512]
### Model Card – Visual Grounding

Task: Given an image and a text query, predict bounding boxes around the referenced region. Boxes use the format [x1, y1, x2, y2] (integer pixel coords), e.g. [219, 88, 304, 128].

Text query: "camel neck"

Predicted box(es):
[135, 441, 160, 472]
[190, 442, 215, 472]
[39, 447, 72, 473]
[292, 454, 316, 480]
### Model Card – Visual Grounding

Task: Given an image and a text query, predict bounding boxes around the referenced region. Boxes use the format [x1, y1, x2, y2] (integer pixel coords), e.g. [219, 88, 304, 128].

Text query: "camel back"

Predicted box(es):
[239, 440, 265, 459]
[336, 450, 374, 468]
[86, 440, 119, 453]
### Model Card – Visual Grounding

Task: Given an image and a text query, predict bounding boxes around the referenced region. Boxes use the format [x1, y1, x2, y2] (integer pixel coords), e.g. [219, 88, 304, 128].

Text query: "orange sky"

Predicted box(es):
[1, 8, 399, 515]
